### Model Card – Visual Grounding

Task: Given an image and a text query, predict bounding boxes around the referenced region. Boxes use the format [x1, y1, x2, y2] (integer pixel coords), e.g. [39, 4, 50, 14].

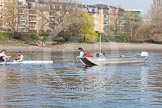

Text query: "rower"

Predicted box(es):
[0, 50, 11, 62]
[15, 51, 24, 62]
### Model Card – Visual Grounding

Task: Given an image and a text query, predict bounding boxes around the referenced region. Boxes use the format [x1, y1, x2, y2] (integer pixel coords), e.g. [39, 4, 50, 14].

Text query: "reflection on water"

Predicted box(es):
[0, 51, 162, 107]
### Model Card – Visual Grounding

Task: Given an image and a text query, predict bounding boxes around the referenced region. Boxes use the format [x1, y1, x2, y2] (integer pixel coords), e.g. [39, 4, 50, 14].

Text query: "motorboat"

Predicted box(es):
[79, 52, 149, 66]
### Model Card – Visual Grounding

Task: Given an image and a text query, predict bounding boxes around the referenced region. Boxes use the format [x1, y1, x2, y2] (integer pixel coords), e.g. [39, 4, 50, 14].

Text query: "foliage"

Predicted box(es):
[13, 32, 38, 45]
[39, 0, 81, 38]
[149, 5, 162, 34]
[84, 32, 98, 43]
[77, 13, 98, 43]
[150, 34, 162, 43]
[133, 23, 152, 42]
[62, 12, 98, 43]
[148, 5, 162, 43]
[2, 0, 19, 37]
[106, 10, 150, 43]
[0, 32, 9, 43]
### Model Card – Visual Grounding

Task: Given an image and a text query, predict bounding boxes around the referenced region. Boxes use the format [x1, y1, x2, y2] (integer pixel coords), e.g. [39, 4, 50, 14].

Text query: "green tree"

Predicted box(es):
[76, 13, 98, 43]
[115, 10, 142, 42]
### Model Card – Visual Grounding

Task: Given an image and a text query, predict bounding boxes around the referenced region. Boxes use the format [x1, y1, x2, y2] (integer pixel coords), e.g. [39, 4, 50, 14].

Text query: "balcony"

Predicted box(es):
[19, 19, 26, 22]
[19, 13, 26, 15]
[18, 26, 25, 28]
[29, 16, 37, 22]
[29, 20, 37, 23]
[28, 12, 37, 16]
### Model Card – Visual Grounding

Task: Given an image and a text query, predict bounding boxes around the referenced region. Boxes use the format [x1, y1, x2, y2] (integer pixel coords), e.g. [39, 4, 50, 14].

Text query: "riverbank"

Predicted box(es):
[0, 42, 162, 52]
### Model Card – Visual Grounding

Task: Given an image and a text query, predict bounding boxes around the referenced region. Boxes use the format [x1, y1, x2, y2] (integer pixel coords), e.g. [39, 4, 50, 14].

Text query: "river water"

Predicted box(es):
[0, 51, 162, 107]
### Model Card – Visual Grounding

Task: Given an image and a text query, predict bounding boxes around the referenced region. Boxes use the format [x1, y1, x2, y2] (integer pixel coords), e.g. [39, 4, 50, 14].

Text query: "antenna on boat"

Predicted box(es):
[99, 0, 102, 56]
[99, 33, 102, 55]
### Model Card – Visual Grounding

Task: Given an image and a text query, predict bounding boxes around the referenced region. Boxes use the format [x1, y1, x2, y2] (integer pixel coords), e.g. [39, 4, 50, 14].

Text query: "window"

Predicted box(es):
[94, 8, 98, 12]
[27, 0, 35, 2]
[18, 1, 23, 6]
[28, 2, 36, 8]
[88, 8, 93, 12]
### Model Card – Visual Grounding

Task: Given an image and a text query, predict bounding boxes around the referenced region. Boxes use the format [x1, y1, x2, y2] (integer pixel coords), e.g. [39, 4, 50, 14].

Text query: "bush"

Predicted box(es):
[109, 35, 130, 42]
[73, 33, 98, 43]
[150, 34, 162, 43]
[84, 34, 98, 43]
[13, 32, 38, 45]
[0, 32, 9, 43]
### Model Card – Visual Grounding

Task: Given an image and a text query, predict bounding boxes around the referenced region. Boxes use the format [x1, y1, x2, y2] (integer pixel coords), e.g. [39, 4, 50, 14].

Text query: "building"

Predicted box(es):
[108, 6, 124, 32]
[0, 0, 54, 32]
[86, 3, 109, 33]
[86, 3, 124, 33]
[0, 0, 84, 33]
[0, 0, 142, 34]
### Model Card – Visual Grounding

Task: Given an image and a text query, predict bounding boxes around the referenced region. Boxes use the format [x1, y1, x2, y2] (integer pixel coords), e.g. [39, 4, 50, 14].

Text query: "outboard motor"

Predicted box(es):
[140, 52, 149, 59]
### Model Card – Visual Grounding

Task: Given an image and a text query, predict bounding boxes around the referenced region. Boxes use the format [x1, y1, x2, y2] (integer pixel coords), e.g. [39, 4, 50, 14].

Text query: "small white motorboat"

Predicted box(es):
[79, 52, 149, 66]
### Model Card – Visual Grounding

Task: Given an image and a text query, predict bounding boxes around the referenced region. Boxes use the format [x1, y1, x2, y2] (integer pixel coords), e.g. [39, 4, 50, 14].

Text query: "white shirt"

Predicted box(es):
[79, 51, 85, 57]
[0, 53, 4, 57]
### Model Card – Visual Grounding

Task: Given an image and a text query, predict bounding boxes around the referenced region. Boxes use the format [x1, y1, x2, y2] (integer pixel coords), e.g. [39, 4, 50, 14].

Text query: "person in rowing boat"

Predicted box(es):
[15, 51, 24, 62]
[0, 50, 11, 62]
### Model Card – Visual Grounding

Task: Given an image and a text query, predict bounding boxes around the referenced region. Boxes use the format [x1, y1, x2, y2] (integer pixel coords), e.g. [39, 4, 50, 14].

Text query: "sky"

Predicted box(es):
[79, 0, 153, 16]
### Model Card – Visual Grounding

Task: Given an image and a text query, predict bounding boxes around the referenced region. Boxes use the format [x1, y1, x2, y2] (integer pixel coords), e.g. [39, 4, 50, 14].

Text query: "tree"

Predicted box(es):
[79, 13, 98, 42]
[134, 22, 151, 42]
[148, 4, 162, 43]
[38, 0, 81, 39]
[149, 5, 162, 34]
[115, 11, 142, 42]
[2, 0, 19, 37]
[50, 8, 98, 42]
[57, 12, 98, 43]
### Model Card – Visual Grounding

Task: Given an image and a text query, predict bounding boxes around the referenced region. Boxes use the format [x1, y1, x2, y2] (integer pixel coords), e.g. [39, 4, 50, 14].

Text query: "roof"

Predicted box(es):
[108, 5, 124, 11]
[95, 3, 108, 9]
[124, 9, 143, 12]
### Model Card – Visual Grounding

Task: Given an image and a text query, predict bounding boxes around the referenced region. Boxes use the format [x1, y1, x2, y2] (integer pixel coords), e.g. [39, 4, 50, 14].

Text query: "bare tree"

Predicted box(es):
[38, 0, 82, 38]
[149, 5, 162, 34]
[2, 0, 19, 37]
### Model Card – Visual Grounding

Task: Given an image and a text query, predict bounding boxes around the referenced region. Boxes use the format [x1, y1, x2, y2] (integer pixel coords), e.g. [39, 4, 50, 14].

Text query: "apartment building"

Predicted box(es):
[86, 3, 108, 33]
[108, 6, 124, 31]
[18, 0, 39, 32]
[0, 0, 83, 33]
[0, 0, 47, 32]
[86, 3, 124, 33]
[0, 0, 142, 34]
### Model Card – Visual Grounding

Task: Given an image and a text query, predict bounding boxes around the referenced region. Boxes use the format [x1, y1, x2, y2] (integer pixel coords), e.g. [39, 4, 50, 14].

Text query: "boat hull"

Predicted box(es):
[80, 56, 147, 66]
[0, 60, 53, 65]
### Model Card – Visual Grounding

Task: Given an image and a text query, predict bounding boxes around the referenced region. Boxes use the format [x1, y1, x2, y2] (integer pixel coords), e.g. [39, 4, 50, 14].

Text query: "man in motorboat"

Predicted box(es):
[76, 47, 92, 59]
[0, 50, 11, 62]
[15, 51, 24, 62]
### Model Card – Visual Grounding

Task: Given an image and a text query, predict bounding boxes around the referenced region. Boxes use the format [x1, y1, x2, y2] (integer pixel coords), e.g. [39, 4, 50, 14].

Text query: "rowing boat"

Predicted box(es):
[0, 60, 53, 65]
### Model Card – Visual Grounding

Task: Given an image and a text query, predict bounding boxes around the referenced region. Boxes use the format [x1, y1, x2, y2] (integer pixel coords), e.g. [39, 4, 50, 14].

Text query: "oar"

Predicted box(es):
[4, 56, 11, 66]
[75, 56, 80, 64]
